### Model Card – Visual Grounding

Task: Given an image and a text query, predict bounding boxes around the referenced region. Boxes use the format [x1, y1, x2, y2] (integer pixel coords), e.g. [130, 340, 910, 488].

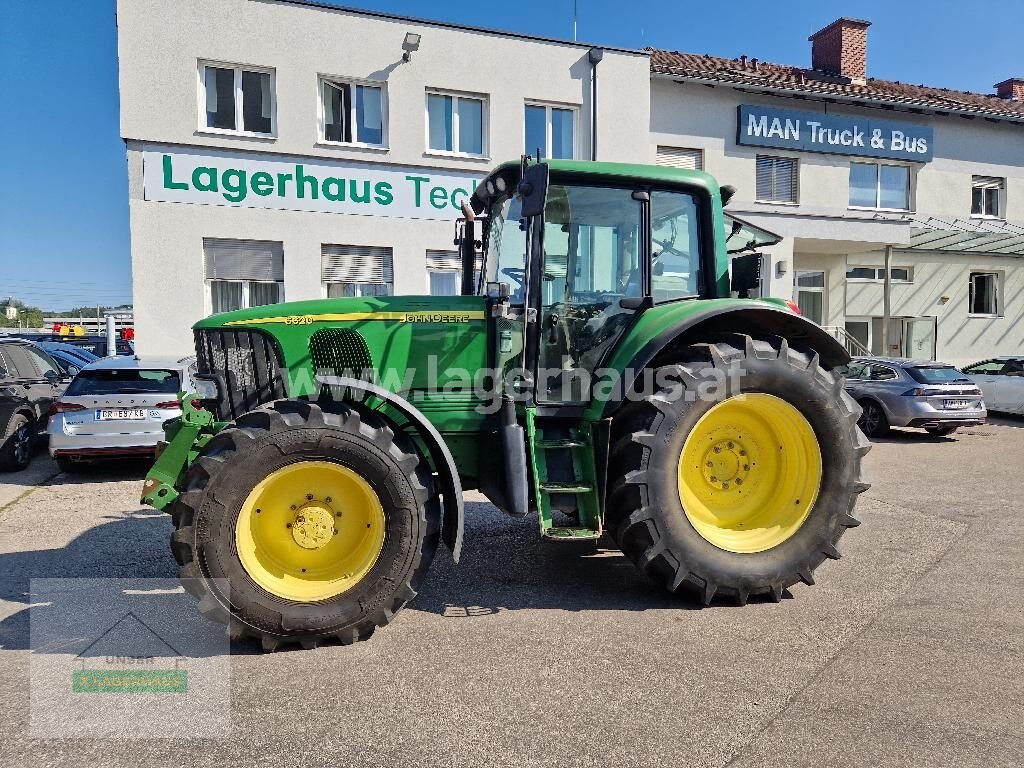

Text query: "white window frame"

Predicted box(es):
[844, 316, 874, 354]
[755, 155, 799, 205]
[424, 89, 489, 159]
[795, 270, 826, 324]
[198, 60, 277, 137]
[971, 176, 1004, 220]
[524, 101, 579, 160]
[848, 161, 913, 212]
[206, 279, 284, 315]
[968, 271, 1002, 318]
[655, 146, 704, 171]
[317, 74, 389, 150]
[845, 266, 914, 283]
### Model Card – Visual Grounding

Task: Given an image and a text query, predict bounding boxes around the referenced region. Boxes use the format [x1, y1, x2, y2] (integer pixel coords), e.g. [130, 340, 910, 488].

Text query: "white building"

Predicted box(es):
[118, 4, 1024, 366]
[116, 0, 650, 356]
[648, 18, 1024, 365]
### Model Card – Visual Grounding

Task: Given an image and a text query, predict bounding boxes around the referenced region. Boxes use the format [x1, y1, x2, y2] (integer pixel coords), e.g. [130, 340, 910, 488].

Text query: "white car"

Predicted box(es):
[47, 356, 197, 471]
[962, 356, 1024, 415]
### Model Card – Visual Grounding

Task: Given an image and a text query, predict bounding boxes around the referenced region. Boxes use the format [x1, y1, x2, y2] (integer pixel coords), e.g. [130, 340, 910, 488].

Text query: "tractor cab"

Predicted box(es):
[464, 159, 726, 406]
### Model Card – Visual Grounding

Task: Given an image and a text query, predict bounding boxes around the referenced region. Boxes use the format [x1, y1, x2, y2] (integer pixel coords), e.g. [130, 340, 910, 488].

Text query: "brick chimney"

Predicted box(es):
[994, 78, 1024, 100]
[809, 18, 871, 84]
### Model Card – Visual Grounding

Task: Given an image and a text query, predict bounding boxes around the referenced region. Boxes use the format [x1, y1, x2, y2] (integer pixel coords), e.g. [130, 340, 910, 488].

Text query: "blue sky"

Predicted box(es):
[2, 0, 1022, 311]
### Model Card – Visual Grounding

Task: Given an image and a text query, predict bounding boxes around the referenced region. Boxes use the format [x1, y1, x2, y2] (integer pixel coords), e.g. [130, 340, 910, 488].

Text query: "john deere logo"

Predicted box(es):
[71, 611, 188, 694]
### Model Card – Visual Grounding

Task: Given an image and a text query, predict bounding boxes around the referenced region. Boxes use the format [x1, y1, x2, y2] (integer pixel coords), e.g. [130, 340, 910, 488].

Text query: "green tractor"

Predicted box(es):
[142, 158, 869, 651]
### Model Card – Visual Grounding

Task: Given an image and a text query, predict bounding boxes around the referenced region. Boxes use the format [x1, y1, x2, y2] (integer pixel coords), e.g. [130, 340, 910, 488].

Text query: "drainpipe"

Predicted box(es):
[881, 244, 893, 355]
[588, 47, 604, 161]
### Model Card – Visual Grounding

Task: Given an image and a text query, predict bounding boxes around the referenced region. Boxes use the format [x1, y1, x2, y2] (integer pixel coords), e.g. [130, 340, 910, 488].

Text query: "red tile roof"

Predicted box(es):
[649, 49, 1024, 122]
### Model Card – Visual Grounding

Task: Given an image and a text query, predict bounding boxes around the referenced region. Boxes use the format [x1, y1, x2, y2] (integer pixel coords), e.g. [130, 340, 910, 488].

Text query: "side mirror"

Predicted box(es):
[44, 369, 59, 383]
[518, 162, 549, 218]
[67, 365, 80, 376]
[730, 252, 762, 297]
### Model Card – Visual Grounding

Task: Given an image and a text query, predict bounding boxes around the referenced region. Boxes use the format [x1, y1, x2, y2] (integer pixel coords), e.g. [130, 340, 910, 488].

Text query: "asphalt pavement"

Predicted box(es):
[0, 419, 1022, 767]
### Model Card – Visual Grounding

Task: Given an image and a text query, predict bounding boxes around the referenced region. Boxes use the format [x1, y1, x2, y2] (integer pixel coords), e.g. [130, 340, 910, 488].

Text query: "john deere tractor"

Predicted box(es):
[142, 159, 869, 651]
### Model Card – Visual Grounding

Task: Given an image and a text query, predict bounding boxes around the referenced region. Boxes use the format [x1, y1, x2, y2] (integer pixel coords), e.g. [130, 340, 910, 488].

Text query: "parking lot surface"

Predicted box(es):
[1, 420, 1022, 767]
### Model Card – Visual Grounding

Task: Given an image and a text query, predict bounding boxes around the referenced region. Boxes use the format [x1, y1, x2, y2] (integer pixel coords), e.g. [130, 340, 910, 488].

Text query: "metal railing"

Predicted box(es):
[822, 326, 871, 357]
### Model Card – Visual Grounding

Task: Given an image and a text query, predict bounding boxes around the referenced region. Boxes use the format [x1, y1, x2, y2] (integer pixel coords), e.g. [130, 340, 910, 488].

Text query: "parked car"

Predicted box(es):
[962, 356, 1024, 415]
[47, 356, 197, 471]
[36, 341, 100, 376]
[8, 332, 133, 357]
[0, 338, 68, 470]
[840, 357, 986, 438]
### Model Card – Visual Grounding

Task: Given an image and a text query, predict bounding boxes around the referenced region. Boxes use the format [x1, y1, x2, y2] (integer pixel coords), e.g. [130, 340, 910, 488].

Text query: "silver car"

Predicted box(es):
[841, 357, 986, 437]
[47, 356, 196, 471]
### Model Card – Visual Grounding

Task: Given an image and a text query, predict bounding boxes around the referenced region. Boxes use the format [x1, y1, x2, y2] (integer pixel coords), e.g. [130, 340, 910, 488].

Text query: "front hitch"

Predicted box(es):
[140, 394, 218, 510]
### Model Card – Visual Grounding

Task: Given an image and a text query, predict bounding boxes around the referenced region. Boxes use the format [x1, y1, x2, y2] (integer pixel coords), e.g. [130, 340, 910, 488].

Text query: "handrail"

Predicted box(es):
[822, 325, 871, 357]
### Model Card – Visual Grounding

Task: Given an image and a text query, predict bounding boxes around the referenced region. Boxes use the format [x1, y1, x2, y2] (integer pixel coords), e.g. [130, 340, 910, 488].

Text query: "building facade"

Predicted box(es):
[649, 18, 1024, 366]
[117, 0, 650, 355]
[119, 4, 1024, 367]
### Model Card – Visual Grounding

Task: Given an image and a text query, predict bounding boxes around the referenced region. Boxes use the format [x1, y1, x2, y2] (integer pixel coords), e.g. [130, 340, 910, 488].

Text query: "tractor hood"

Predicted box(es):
[194, 294, 486, 330]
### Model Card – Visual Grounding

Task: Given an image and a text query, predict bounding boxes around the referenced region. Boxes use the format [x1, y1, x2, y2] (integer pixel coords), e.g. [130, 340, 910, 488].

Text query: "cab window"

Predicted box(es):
[651, 190, 701, 302]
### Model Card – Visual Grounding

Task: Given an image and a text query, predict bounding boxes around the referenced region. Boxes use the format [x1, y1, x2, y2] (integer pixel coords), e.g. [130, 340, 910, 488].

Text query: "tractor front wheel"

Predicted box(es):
[608, 334, 869, 605]
[168, 400, 439, 651]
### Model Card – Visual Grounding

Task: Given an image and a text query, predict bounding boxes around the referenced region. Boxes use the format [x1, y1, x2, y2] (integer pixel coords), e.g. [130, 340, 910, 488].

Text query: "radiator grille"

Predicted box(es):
[194, 328, 286, 420]
[308, 328, 374, 379]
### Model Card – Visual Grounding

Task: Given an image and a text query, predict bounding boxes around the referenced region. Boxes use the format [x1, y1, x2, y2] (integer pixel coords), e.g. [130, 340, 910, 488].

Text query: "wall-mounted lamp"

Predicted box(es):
[938, 295, 950, 305]
[775, 259, 789, 277]
[402, 32, 421, 62]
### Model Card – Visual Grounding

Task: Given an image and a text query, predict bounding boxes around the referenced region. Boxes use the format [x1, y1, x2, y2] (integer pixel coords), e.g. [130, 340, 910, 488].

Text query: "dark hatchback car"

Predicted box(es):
[0, 339, 68, 470]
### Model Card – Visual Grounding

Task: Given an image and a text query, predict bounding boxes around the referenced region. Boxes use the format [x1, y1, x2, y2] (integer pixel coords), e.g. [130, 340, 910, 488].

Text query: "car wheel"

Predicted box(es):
[0, 414, 33, 472]
[857, 400, 889, 438]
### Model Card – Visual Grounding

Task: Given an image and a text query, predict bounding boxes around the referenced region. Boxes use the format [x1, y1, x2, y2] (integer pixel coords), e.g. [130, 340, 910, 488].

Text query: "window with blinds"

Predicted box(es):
[971, 176, 1004, 218]
[426, 250, 461, 296]
[322, 244, 394, 297]
[204, 239, 284, 281]
[655, 146, 704, 171]
[755, 155, 798, 203]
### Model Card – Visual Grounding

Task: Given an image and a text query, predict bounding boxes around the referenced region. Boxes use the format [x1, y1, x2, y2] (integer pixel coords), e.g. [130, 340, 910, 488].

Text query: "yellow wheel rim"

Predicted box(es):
[677, 393, 822, 554]
[235, 461, 386, 602]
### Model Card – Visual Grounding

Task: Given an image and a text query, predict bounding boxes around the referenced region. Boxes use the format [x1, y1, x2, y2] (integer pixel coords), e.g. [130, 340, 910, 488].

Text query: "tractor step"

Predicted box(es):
[536, 438, 586, 448]
[539, 482, 593, 494]
[526, 410, 602, 540]
[543, 526, 602, 541]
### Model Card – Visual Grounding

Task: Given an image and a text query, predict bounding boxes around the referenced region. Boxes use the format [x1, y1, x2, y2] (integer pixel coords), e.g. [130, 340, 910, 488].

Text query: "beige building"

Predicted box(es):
[649, 18, 1024, 366]
[116, 0, 650, 355]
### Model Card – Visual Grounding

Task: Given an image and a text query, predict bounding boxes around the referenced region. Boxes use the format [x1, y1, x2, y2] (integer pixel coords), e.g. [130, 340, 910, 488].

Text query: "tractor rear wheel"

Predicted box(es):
[608, 334, 869, 605]
[168, 399, 440, 651]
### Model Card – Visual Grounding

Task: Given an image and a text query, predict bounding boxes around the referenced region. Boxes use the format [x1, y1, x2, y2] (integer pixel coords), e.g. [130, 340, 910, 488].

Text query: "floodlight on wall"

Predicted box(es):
[402, 32, 422, 62]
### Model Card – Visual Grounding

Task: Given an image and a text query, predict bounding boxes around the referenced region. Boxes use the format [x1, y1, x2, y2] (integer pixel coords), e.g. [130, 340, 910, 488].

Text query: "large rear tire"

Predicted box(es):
[168, 399, 440, 651]
[0, 413, 33, 472]
[608, 334, 869, 605]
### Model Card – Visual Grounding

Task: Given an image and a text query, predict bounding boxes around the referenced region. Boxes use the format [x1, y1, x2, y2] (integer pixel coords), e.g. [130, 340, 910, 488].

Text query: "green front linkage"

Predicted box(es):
[140, 395, 226, 510]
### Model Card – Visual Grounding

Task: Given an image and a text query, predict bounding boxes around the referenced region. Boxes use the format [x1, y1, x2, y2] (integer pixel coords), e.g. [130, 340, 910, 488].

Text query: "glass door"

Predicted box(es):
[795, 271, 825, 325]
[902, 317, 937, 360]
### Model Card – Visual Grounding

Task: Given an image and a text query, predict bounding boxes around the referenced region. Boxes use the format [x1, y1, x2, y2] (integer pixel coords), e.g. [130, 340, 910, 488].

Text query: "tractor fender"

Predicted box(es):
[599, 304, 851, 419]
[316, 375, 464, 564]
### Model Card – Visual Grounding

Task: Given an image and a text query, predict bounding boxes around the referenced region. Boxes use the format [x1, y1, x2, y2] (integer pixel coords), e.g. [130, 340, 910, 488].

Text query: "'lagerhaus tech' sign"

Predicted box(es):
[737, 105, 933, 162]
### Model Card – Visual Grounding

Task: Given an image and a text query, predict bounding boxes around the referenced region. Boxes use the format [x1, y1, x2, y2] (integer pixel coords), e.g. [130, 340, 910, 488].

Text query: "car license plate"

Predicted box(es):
[943, 399, 971, 410]
[96, 408, 146, 420]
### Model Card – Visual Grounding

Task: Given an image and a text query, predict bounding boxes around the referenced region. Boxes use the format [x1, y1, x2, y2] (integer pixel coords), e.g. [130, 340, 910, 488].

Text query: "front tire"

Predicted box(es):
[608, 334, 869, 605]
[169, 400, 440, 651]
[0, 414, 33, 472]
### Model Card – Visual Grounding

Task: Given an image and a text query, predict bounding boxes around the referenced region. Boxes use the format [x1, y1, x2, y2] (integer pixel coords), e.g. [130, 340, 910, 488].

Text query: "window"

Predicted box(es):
[655, 147, 704, 171]
[849, 162, 910, 210]
[426, 250, 460, 296]
[322, 245, 394, 297]
[201, 62, 274, 135]
[651, 190, 702, 302]
[844, 361, 870, 380]
[320, 77, 385, 146]
[963, 360, 1005, 375]
[971, 176, 1004, 218]
[795, 270, 825, 325]
[868, 364, 898, 381]
[426, 91, 486, 156]
[524, 103, 577, 159]
[969, 271, 1000, 316]
[846, 266, 914, 282]
[66, 369, 181, 396]
[755, 156, 798, 203]
[204, 239, 284, 313]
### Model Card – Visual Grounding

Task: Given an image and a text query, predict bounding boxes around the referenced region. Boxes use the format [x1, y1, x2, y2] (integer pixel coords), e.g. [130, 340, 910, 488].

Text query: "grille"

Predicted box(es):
[194, 328, 286, 421]
[308, 328, 374, 379]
